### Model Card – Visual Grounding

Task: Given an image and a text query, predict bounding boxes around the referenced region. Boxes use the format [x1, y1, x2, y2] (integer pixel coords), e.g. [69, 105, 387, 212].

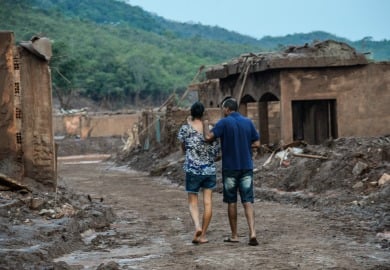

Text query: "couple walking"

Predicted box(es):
[177, 98, 260, 246]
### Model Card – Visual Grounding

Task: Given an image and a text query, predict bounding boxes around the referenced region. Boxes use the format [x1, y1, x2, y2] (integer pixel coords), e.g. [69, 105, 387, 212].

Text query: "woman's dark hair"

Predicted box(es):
[222, 98, 238, 111]
[190, 101, 205, 119]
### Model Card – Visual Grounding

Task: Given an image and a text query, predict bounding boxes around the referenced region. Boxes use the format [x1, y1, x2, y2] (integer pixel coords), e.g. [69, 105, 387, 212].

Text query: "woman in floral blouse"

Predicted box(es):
[177, 101, 219, 244]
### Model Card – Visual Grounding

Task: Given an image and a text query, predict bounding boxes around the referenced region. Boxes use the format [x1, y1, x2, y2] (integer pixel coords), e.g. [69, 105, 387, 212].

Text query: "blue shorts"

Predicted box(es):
[222, 170, 254, 203]
[185, 172, 216, 193]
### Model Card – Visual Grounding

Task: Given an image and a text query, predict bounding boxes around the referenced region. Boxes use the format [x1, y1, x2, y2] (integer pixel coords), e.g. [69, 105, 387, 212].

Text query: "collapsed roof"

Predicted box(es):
[205, 40, 369, 79]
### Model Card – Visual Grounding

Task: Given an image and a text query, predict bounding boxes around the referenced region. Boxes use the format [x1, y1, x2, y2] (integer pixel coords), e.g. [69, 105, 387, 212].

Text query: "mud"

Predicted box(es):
[0, 136, 389, 269]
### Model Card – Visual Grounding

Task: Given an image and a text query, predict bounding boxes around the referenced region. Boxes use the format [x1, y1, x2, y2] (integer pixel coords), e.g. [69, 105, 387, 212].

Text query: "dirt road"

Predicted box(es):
[55, 155, 389, 270]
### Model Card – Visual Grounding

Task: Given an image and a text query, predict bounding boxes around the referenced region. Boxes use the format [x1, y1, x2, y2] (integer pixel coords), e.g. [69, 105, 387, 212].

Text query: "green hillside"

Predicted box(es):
[1, 0, 388, 109]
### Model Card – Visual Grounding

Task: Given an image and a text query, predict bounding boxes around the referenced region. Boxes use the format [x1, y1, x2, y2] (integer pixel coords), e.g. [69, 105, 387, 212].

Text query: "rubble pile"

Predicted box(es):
[0, 184, 115, 268]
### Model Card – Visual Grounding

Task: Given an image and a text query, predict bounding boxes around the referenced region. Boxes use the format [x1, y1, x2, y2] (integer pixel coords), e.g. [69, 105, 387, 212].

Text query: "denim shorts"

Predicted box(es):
[185, 172, 216, 193]
[222, 170, 254, 203]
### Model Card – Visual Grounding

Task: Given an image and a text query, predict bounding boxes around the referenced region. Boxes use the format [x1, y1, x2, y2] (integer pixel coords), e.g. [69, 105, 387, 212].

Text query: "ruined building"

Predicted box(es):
[197, 40, 390, 145]
[0, 31, 56, 191]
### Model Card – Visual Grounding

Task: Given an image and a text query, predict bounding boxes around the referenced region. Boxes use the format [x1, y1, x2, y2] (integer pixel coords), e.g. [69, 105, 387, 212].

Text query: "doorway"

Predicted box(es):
[292, 100, 337, 144]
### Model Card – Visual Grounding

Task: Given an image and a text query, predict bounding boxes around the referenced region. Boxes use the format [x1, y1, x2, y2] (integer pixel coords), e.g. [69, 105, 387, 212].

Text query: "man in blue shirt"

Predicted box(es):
[204, 98, 260, 246]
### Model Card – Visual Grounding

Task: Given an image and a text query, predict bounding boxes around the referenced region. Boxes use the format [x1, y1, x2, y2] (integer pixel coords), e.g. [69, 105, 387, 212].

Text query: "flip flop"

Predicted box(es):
[223, 238, 239, 243]
[248, 237, 259, 246]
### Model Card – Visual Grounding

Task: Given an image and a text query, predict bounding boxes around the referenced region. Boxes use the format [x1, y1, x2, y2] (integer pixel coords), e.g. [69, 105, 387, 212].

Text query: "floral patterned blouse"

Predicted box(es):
[177, 124, 219, 175]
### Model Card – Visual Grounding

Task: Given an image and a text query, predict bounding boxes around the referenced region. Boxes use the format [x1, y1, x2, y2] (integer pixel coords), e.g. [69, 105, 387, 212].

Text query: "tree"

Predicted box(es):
[50, 41, 81, 110]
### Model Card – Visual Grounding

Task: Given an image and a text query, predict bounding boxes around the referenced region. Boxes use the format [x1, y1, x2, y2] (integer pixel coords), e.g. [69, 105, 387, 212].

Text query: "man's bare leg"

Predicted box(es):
[243, 202, 256, 238]
[227, 203, 239, 241]
[243, 202, 258, 245]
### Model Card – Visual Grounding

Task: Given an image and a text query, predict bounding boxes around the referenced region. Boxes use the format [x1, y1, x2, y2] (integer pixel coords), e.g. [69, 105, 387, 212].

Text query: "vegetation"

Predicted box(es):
[1, 0, 389, 109]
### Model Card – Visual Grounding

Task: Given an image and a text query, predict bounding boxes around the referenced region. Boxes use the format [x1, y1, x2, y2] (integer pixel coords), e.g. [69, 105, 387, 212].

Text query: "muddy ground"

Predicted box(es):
[0, 136, 389, 269]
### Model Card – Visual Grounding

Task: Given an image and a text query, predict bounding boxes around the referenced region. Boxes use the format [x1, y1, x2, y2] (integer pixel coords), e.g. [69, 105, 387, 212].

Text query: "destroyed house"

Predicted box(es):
[199, 40, 390, 145]
[0, 31, 56, 191]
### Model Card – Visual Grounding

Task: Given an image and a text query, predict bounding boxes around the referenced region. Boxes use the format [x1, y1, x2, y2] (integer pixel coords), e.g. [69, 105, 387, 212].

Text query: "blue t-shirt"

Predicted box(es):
[212, 112, 259, 170]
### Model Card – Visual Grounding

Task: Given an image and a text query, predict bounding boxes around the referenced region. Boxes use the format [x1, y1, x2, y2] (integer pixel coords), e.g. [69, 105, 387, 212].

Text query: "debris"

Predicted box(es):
[38, 203, 76, 219]
[59, 107, 89, 115]
[353, 181, 364, 189]
[262, 150, 276, 167]
[157, 93, 176, 112]
[275, 147, 304, 165]
[20, 36, 52, 61]
[291, 153, 328, 160]
[178, 65, 205, 105]
[150, 157, 185, 176]
[281, 159, 290, 167]
[378, 173, 390, 186]
[369, 181, 378, 187]
[39, 208, 55, 216]
[352, 161, 369, 176]
[29, 197, 45, 210]
[0, 173, 31, 192]
[87, 194, 104, 202]
[97, 261, 120, 270]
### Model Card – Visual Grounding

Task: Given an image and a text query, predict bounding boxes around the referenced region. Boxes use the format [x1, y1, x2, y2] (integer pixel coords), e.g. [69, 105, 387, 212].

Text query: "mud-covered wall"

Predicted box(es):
[197, 79, 222, 108]
[197, 71, 281, 110]
[0, 32, 23, 179]
[18, 45, 56, 188]
[81, 114, 140, 138]
[242, 70, 281, 101]
[0, 33, 15, 158]
[0, 33, 16, 158]
[267, 101, 281, 144]
[53, 113, 140, 139]
[280, 63, 390, 142]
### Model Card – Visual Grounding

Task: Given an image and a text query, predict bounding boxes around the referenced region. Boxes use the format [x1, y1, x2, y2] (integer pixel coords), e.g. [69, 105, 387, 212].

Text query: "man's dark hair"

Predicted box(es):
[222, 98, 238, 111]
[190, 101, 205, 119]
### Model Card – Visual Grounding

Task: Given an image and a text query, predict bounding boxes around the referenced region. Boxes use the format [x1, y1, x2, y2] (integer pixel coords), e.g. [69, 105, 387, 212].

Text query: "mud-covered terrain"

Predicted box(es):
[0, 136, 389, 269]
[126, 136, 390, 234]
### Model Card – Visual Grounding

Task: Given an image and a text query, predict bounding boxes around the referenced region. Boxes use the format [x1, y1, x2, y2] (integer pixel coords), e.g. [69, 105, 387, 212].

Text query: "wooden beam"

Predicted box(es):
[292, 153, 328, 160]
[0, 173, 31, 191]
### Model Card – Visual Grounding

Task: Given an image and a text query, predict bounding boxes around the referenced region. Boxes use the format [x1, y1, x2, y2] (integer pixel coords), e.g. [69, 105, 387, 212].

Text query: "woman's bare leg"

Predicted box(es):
[188, 193, 202, 243]
[199, 189, 213, 243]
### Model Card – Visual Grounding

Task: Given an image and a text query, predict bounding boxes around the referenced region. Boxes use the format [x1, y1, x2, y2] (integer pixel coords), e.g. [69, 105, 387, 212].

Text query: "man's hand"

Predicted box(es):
[203, 120, 214, 141]
[251, 140, 260, 150]
[202, 110, 210, 122]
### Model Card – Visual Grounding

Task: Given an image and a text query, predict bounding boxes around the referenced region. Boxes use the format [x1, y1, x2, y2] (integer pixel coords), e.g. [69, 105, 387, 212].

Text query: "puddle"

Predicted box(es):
[61, 160, 104, 165]
[54, 221, 172, 269]
[58, 154, 112, 165]
[58, 154, 111, 160]
[54, 245, 165, 269]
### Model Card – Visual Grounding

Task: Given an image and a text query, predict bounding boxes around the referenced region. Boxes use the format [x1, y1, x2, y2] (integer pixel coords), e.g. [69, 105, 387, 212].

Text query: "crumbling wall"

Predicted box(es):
[53, 113, 140, 139]
[0, 32, 23, 180]
[197, 79, 222, 108]
[63, 115, 81, 136]
[81, 114, 140, 139]
[202, 40, 390, 145]
[18, 42, 56, 189]
[267, 101, 281, 144]
[0, 32, 56, 190]
[280, 63, 390, 142]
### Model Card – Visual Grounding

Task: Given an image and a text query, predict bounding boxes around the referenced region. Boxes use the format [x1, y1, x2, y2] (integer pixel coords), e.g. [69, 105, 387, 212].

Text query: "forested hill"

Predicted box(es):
[1, 0, 389, 109]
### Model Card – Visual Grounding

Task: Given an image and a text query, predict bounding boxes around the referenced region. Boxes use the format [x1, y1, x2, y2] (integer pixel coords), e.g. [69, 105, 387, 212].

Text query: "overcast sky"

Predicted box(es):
[126, 0, 389, 41]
